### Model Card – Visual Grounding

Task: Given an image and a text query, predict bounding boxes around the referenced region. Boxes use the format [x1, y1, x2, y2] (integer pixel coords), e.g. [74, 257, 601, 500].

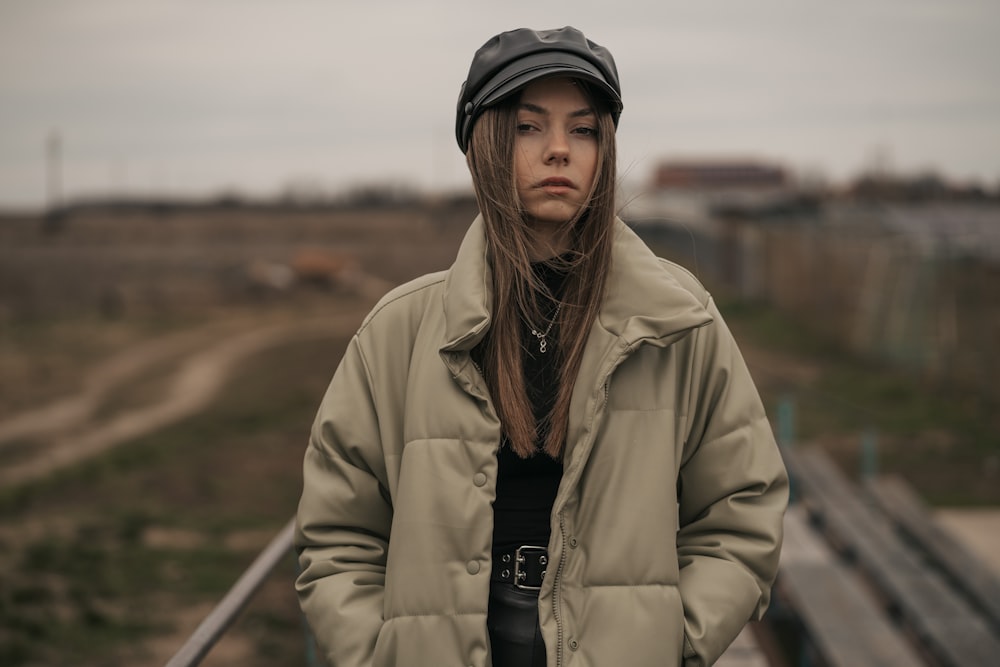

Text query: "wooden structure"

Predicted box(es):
[781, 445, 1000, 666]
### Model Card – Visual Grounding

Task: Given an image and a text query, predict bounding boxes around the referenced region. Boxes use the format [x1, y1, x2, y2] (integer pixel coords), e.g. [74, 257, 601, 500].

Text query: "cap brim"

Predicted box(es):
[476, 52, 623, 112]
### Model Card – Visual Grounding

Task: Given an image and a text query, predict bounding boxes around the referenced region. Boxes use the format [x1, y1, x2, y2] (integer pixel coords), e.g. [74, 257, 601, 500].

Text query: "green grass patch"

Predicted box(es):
[0, 331, 349, 665]
[717, 297, 846, 363]
[718, 297, 1000, 504]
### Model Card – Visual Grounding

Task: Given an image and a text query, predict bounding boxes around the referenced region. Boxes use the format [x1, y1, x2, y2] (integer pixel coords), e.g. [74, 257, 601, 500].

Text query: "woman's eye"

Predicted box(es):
[517, 123, 538, 133]
[573, 126, 598, 137]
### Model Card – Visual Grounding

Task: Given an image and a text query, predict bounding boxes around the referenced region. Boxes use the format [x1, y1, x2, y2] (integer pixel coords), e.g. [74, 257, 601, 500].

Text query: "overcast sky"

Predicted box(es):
[2, 0, 998, 209]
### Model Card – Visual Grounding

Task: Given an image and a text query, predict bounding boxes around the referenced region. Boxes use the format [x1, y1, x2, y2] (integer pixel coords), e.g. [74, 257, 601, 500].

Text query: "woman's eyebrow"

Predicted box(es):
[518, 102, 548, 115]
[518, 102, 595, 117]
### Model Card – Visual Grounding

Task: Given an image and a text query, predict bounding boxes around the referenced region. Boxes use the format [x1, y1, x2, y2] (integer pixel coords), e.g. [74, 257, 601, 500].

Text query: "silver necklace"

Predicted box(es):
[530, 302, 562, 354]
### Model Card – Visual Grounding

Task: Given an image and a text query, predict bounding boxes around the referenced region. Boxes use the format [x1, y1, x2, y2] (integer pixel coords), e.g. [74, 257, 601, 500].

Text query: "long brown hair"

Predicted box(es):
[466, 81, 618, 459]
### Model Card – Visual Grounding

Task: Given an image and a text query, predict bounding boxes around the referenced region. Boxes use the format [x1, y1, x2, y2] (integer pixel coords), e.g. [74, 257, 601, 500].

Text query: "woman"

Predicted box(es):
[295, 26, 787, 667]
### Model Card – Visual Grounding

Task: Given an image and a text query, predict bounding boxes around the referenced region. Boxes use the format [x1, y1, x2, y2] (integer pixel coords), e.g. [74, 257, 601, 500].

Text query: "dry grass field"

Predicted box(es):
[0, 198, 996, 665]
[0, 198, 474, 666]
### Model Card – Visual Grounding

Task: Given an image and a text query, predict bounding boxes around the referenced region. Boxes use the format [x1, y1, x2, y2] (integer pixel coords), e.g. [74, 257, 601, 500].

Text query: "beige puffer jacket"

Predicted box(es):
[295, 216, 788, 667]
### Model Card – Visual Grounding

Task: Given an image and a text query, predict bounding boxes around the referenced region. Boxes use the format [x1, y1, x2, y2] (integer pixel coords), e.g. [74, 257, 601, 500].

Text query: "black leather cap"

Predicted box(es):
[455, 26, 623, 153]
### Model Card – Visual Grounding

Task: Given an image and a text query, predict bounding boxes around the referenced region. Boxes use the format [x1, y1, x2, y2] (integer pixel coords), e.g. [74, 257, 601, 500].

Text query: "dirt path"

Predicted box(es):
[0, 322, 239, 446]
[0, 263, 395, 490]
[0, 311, 366, 488]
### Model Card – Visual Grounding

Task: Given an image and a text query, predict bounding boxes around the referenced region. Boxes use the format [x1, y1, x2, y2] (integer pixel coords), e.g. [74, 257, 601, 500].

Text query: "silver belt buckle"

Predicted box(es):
[514, 545, 547, 590]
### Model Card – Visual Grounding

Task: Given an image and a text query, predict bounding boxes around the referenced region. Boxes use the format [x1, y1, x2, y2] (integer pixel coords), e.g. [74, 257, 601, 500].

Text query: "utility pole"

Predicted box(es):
[46, 129, 62, 212]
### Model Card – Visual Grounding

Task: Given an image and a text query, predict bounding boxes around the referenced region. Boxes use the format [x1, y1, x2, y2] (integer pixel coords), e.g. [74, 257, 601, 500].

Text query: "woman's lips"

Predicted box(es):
[537, 177, 576, 192]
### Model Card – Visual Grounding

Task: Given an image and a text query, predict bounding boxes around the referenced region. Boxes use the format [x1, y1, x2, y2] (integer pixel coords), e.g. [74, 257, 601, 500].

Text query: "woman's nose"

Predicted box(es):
[544, 131, 570, 164]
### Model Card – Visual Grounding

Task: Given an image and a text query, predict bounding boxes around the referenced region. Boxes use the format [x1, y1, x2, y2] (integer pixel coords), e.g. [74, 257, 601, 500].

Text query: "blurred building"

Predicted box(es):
[653, 161, 788, 190]
[621, 158, 1000, 404]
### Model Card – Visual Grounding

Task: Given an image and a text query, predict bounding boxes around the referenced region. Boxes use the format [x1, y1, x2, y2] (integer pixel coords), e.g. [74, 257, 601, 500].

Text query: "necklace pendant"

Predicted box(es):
[531, 328, 548, 354]
[529, 301, 560, 355]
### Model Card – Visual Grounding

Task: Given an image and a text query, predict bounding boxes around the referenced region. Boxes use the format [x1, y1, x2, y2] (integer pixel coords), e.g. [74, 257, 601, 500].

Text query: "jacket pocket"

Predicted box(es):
[561, 583, 685, 666]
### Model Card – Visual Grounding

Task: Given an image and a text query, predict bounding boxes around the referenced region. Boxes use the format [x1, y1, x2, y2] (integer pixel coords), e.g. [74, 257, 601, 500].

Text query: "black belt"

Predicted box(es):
[492, 545, 548, 590]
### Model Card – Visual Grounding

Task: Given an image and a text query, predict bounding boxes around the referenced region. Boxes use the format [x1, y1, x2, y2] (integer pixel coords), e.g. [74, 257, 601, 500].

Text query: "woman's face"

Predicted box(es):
[514, 76, 599, 229]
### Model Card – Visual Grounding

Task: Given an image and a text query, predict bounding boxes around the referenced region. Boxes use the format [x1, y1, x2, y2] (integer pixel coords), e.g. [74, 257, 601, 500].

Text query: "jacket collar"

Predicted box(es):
[440, 215, 711, 353]
[441, 216, 494, 352]
[598, 219, 713, 346]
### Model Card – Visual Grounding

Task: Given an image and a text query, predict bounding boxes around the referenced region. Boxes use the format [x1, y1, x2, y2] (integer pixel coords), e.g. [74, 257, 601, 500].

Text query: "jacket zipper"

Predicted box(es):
[553, 512, 567, 667]
[552, 375, 614, 667]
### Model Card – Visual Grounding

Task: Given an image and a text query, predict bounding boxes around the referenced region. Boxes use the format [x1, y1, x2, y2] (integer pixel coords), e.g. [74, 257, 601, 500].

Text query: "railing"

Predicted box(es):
[165, 517, 302, 667]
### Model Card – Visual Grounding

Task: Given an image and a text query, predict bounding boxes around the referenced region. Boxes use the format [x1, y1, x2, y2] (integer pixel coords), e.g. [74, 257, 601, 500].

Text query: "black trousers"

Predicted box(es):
[487, 580, 547, 667]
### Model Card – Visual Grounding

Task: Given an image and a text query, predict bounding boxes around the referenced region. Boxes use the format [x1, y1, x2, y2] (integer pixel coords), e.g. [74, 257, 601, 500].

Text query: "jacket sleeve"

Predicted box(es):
[294, 334, 392, 667]
[675, 297, 788, 667]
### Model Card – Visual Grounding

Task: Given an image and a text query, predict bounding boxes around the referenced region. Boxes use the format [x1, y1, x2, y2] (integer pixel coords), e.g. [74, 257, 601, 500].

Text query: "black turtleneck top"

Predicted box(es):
[488, 260, 568, 552]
